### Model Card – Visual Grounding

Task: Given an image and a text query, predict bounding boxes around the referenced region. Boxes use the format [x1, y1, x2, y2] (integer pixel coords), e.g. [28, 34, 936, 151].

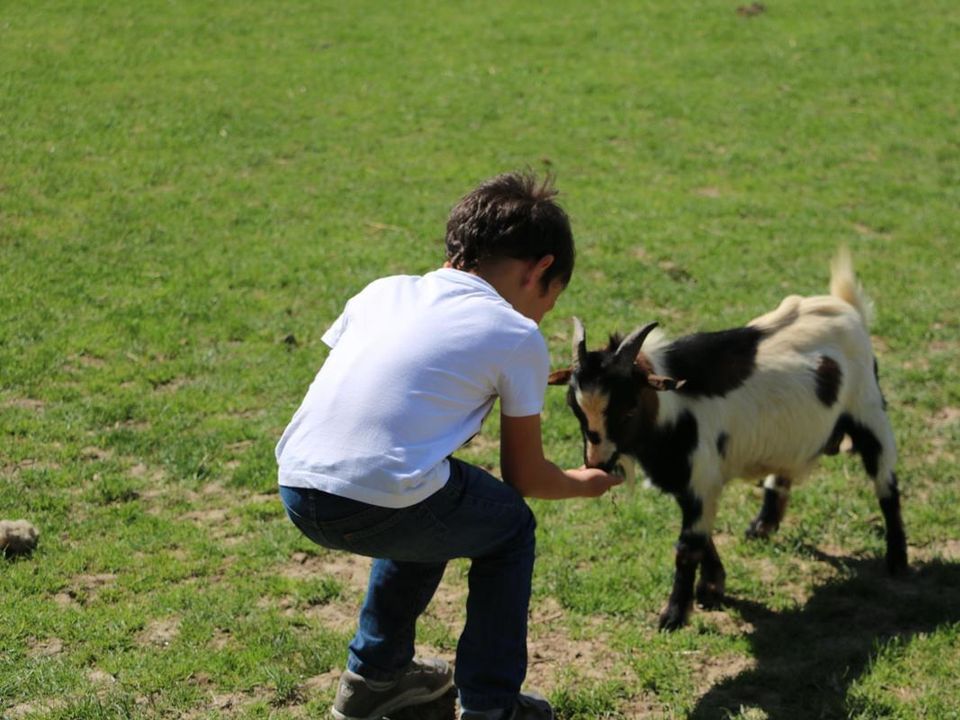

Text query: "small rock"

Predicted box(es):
[0, 520, 39, 557]
[737, 2, 766, 16]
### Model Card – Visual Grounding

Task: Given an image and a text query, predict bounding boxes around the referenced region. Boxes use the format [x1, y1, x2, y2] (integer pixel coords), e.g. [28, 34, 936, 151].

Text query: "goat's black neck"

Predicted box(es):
[624, 408, 699, 496]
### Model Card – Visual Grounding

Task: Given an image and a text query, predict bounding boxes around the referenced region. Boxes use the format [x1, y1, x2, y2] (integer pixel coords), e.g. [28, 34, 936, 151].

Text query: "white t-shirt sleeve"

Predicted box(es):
[322, 297, 354, 348]
[498, 330, 550, 417]
[321, 312, 347, 348]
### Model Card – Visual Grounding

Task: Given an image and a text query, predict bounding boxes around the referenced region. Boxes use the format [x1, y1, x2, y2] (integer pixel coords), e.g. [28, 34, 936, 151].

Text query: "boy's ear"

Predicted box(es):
[547, 367, 573, 385]
[523, 254, 555, 288]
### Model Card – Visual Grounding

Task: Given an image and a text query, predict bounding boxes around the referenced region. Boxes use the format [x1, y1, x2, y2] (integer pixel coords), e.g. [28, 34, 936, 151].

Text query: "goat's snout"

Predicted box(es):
[587, 450, 621, 475]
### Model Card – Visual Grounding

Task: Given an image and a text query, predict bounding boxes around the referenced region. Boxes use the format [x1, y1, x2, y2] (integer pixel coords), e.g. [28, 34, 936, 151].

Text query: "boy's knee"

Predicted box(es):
[514, 504, 537, 550]
[524, 504, 537, 534]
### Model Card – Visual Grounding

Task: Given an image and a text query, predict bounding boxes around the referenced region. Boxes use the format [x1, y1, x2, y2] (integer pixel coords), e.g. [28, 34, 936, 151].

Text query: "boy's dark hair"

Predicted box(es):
[445, 171, 575, 290]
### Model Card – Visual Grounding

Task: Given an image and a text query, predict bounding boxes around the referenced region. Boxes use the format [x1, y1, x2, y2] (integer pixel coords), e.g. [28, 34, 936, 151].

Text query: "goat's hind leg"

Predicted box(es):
[847, 410, 908, 574]
[746, 474, 792, 539]
[696, 537, 726, 609]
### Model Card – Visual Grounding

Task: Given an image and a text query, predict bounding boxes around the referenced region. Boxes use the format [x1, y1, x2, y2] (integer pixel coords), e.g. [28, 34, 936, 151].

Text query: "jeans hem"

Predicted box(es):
[346, 656, 405, 683]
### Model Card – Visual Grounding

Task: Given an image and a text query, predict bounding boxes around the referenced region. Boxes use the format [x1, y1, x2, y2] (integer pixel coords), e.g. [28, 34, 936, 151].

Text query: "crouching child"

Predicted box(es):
[276, 172, 622, 720]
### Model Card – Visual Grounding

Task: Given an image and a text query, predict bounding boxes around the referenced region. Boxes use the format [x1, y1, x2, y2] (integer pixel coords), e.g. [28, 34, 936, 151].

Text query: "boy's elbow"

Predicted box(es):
[501, 466, 530, 495]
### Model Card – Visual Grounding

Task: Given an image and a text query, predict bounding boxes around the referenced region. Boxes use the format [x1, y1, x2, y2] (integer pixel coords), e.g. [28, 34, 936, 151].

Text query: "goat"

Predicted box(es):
[548, 250, 907, 629]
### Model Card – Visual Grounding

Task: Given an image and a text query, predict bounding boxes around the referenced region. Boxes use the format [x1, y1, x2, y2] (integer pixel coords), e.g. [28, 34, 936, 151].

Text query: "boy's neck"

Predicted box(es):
[443, 257, 561, 325]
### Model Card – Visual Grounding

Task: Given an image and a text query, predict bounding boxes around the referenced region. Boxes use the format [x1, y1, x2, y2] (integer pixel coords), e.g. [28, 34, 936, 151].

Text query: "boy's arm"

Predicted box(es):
[500, 412, 623, 499]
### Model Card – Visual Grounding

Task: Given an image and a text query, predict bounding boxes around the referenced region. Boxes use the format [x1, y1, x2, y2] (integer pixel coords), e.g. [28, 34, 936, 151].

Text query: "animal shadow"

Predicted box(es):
[691, 549, 960, 719]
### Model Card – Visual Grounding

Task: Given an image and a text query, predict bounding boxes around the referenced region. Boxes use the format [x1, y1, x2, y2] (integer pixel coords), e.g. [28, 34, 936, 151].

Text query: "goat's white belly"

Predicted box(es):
[697, 384, 838, 483]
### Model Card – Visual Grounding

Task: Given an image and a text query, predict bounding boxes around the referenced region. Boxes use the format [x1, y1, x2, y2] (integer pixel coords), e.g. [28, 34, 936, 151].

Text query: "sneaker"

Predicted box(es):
[460, 692, 554, 720]
[332, 657, 454, 720]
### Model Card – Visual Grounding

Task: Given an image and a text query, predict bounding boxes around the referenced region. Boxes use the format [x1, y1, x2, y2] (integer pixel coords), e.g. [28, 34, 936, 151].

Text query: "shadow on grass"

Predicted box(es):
[691, 549, 960, 720]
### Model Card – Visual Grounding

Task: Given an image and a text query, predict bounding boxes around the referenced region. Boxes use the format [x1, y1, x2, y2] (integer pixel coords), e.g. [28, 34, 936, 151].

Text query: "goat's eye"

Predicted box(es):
[586, 430, 602, 445]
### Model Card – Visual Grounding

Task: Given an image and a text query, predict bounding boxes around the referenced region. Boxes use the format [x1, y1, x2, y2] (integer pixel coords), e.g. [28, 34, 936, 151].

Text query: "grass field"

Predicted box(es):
[2, 1, 959, 718]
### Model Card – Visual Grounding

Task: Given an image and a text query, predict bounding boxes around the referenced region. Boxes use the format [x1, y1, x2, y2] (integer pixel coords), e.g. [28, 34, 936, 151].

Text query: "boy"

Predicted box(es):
[276, 172, 621, 720]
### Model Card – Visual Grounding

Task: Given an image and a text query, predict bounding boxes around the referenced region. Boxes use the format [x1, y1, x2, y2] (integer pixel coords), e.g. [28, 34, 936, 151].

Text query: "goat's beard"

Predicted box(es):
[611, 455, 637, 484]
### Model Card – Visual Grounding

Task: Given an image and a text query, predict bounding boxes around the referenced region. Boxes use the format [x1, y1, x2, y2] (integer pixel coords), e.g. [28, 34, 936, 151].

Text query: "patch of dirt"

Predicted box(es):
[736, 2, 766, 17]
[928, 340, 957, 354]
[54, 591, 78, 608]
[129, 462, 164, 481]
[208, 628, 233, 651]
[208, 693, 248, 712]
[526, 597, 635, 694]
[618, 694, 668, 718]
[3, 397, 45, 410]
[421, 571, 467, 633]
[282, 552, 371, 592]
[138, 617, 181, 647]
[912, 539, 960, 563]
[27, 637, 63, 658]
[278, 553, 372, 631]
[3, 457, 62, 475]
[5, 699, 67, 719]
[180, 505, 248, 546]
[689, 651, 757, 695]
[60, 573, 117, 605]
[303, 599, 358, 630]
[80, 446, 113, 462]
[930, 406, 960, 426]
[151, 377, 191, 393]
[180, 508, 230, 525]
[87, 667, 116, 684]
[180, 690, 256, 719]
[658, 260, 693, 282]
[701, 607, 755, 636]
[278, 555, 640, 705]
[112, 417, 151, 432]
[300, 668, 341, 699]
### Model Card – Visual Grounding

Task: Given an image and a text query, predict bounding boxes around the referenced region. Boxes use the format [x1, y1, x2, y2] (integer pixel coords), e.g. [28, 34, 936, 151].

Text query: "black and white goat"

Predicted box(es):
[548, 250, 907, 629]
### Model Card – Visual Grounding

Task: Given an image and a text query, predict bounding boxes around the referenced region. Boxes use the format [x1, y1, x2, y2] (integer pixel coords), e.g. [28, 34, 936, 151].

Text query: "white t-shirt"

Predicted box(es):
[275, 268, 549, 508]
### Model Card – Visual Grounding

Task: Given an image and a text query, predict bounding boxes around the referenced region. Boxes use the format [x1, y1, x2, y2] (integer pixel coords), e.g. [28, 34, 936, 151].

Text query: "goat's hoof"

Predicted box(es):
[696, 580, 726, 609]
[886, 552, 909, 577]
[658, 605, 689, 631]
[745, 519, 776, 540]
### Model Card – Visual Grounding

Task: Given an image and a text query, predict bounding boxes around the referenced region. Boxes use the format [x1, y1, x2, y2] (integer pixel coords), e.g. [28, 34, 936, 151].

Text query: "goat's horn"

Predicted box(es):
[615, 322, 659, 368]
[572, 316, 587, 367]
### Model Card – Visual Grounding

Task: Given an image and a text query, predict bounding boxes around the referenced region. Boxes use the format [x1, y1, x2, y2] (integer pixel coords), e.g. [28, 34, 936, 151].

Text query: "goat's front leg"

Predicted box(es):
[660, 488, 717, 630]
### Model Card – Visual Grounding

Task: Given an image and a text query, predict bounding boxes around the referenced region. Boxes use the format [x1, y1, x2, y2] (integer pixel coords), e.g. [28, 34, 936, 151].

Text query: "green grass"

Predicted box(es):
[2, 0, 959, 718]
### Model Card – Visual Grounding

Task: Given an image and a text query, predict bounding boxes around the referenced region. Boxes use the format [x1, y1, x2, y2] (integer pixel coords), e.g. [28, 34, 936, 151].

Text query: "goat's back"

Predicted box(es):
[651, 292, 881, 483]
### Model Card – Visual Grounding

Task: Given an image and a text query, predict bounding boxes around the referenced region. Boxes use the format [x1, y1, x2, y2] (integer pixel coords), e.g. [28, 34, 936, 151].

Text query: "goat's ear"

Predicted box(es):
[548, 367, 573, 386]
[646, 374, 686, 392]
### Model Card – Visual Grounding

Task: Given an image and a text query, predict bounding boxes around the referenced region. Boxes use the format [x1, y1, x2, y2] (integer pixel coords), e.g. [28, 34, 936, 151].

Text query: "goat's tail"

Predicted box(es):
[830, 246, 874, 327]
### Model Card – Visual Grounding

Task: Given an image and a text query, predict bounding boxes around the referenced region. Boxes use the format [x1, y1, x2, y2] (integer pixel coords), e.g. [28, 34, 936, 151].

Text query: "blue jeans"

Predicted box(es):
[278, 457, 537, 712]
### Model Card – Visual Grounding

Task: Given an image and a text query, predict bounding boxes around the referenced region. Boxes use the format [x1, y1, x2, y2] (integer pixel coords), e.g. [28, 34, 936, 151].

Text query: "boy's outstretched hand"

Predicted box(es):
[500, 413, 625, 500]
[565, 467, 624, 497]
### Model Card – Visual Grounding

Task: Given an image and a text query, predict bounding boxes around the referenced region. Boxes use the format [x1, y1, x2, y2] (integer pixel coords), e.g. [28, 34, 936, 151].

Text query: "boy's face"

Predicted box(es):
[527, 277, 566, 324]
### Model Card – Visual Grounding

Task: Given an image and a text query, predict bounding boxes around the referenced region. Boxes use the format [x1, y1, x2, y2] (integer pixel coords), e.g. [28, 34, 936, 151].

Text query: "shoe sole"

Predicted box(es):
[330, 677, 454, 720]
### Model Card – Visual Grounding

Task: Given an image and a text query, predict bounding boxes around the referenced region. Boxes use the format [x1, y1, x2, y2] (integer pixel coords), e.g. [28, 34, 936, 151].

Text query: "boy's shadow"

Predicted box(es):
[691, 549, 960, 719]
[387, 688, 458, 720]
